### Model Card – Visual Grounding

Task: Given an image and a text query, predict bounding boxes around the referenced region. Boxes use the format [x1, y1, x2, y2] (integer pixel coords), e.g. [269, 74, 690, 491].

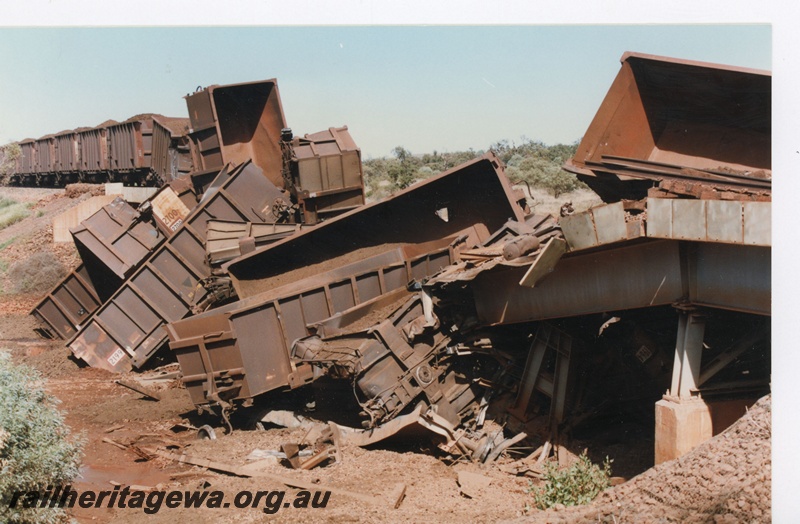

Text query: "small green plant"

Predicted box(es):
[0, 352, 83, 523]
[530, 453, 612, 509]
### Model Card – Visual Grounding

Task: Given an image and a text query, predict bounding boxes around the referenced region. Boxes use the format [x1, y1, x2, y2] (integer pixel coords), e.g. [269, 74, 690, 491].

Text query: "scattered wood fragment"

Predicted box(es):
[148, 448, 398, 507]
[556, 442, 580, 467]
[104, 424, 125, 434]
[389, 483, 407, 509]
[101, 437, 155, 461]
[536, 440, 552, 466]
[114, 379, 161, 401]
[102, 437, 128, 451]
[485, 432, 527, 463]
[299, 449, 330, 470]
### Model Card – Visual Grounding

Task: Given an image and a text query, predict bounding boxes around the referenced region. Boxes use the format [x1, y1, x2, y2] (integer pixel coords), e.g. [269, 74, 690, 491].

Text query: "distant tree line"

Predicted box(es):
[363, 138, 585, 201]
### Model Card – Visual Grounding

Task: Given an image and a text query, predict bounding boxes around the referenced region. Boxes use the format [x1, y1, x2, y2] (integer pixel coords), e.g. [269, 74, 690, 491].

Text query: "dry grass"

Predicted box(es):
[6, 251, 66, 294]
[0, 197, 31, 230]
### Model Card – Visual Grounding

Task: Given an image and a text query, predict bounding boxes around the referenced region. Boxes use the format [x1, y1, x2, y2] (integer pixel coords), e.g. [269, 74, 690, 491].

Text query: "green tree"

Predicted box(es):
[387, 146, 418, 190]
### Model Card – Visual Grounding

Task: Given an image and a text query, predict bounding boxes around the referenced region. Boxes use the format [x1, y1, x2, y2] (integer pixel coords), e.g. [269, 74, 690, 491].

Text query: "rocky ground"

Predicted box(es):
[0, 186, 772, 523]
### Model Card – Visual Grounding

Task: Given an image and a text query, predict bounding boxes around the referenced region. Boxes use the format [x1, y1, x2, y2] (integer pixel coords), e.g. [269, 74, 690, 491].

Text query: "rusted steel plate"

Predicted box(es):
[68, 161, 286, 372]
[646, 198, 771, 247]
[473, 240, 684, 324]
[53, 131, 79, 173]
[471, 239, 770, 326]
[564, 52, 771, 201]
[186, 80, 287, 188]
[70, 197, 165, 283]
[30, 264, 102, 340]
[168, 243, 456, 407]
[32, 198, 164, 339]
[168, 153, 525, 407]
[285, 126, 366, 222]
[206, 220, 302, 265]
[227, 152, 525, 299]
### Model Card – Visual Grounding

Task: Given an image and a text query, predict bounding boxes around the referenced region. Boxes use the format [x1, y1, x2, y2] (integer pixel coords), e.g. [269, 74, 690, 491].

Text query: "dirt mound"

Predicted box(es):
[65, 183, 105, 198]
[511, 395, 771, 523]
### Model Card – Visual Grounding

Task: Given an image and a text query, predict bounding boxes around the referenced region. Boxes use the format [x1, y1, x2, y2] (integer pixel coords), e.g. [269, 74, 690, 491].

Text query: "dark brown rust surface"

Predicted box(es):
[185, 80, 287, 188]
[32, 198, 165, 340]
[167, 152, 526, 408]
[68, 161, 286, 372]
[282, 126, 366, 223]
[565, 52, 771, 201]
[227, 152, 525, 298]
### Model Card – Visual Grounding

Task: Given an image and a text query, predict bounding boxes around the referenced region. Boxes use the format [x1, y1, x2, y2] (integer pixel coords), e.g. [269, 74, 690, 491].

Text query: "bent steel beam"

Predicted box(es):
[470, 239, 770, 326]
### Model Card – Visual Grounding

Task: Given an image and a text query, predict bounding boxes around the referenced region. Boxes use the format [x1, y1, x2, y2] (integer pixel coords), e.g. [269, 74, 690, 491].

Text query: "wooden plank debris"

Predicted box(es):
[114, 379, 161, 401]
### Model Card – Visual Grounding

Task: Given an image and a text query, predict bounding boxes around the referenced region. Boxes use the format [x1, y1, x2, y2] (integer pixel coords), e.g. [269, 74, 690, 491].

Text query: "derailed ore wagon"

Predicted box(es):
[165, 52, 771, 465]
[32, 78, 368, 374]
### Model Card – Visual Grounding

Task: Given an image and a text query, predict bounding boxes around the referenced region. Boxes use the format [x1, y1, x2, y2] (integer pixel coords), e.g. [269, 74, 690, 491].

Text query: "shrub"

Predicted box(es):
[7, 252, 66, 295]
[0, 352, 83, 523]
[0, 143, 21, 184]
[531, 453, 612, 509]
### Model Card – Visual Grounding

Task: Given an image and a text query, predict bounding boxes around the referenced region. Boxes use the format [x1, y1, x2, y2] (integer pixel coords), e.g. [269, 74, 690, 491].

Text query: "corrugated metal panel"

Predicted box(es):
[19, 140, 36, 174]
[646, 197, 770, 247]
[54, 132, 79, 173]
[107, 121, 146, 171]
[150, 119, 173, 182]
[77, 127, 108, 172]
[35, 137, 55, 173]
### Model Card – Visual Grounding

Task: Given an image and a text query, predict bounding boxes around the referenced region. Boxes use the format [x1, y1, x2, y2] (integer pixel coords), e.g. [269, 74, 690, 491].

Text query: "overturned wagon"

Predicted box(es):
[166, 152, 525, 411]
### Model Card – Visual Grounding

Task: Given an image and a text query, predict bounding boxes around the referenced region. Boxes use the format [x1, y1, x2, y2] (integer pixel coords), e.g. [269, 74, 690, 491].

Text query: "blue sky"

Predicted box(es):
[0, 25, 771, 158]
